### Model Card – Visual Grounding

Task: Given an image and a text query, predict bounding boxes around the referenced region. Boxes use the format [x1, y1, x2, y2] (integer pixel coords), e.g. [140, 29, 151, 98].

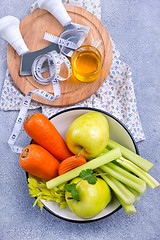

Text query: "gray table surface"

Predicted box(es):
[0, 0, 160, 240]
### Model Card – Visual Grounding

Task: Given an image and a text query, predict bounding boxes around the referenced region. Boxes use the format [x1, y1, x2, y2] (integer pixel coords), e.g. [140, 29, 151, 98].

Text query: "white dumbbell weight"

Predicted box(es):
[37, 0, 72, 27]
[0, 16, 29, 56]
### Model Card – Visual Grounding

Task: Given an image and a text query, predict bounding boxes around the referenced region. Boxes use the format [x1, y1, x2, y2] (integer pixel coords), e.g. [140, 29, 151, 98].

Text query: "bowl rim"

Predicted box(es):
[26, 107, 139, 223]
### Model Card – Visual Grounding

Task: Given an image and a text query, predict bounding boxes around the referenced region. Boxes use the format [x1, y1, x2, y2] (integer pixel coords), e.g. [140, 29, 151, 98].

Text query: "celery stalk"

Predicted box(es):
[98, 148, 110, 156]
[107, 139, 153, 172]
[117, 157, 160, 189]
[100, 162, 147, 194]
[96, 169, 137, 214]
[124, 185, 141, 201]
[95, 169, 136, 204]
[115, 193, 137, 215]
[46, 148, 121, 189]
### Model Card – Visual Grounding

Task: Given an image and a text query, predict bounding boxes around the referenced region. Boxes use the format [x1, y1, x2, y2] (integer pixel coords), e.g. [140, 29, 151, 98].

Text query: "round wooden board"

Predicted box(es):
[7, 5, 112, 106]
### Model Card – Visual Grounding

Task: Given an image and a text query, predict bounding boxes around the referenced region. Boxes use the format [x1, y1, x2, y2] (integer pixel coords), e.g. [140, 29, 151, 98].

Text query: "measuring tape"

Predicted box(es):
[44, 32, 78, 51]
[8, 50, 71, 153]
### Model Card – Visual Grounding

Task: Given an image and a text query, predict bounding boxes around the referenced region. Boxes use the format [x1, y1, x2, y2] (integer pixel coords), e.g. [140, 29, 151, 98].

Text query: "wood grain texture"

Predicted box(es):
[7, 5, 112, 106]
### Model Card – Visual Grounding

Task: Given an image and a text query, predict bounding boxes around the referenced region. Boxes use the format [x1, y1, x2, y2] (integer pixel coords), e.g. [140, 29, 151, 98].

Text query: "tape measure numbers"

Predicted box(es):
[44, 32, 78, 50]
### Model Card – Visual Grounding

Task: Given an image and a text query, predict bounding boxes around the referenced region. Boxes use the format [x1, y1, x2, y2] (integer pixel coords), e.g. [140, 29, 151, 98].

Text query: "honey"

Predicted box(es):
[71, 45, 102, 82]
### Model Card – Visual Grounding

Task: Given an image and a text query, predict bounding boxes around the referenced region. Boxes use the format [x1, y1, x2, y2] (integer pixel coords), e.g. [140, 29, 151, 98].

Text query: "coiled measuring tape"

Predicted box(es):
[8, 50, 71, 153]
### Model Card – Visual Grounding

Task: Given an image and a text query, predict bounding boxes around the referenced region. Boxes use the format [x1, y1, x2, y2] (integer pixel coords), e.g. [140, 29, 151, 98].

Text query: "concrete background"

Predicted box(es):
[0, 0, 160, 239]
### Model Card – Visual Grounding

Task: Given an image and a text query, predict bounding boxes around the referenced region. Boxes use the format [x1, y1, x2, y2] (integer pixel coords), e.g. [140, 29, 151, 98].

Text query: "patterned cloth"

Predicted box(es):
[0, 0, 145, 142]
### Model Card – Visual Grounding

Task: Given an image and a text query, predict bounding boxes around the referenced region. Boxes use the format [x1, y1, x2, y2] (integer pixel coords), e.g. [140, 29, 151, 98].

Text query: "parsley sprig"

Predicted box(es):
[64, 169, 98, 201]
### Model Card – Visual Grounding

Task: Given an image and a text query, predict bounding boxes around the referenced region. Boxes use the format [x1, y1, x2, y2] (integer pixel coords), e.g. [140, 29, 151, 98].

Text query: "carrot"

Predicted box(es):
[19, 144, 60, 181]
[23, 113, 73, 161]
[58, 155, 87, 175]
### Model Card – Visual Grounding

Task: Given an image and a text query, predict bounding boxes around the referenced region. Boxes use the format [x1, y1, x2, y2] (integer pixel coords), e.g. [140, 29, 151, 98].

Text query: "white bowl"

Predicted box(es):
[29, 107, 139, 222]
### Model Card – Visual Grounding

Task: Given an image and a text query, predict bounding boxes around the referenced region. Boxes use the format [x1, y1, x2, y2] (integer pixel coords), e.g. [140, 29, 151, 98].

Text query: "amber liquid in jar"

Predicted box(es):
[71, 46, 102, 82]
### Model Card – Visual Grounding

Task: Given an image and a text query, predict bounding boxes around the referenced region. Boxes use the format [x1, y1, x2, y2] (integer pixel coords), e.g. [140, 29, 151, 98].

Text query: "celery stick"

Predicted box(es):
[98, 148, 110, 157]
[117, 157, 160, 189]
[107, 139, 153, 172]
[97, 168, 137, 214]
[96, 169, 136, 204]
[115, 193, 137, 215]
[100, 163, 147, 194]
[124, 185, 141, 201]
[46, 148, 121, 189]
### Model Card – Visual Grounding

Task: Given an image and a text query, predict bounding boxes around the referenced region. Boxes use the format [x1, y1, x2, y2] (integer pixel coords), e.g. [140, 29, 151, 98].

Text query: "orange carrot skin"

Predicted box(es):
[19, 144, 60, 181]
[58, 155, 87, 175]
[23, 113, 73, 161]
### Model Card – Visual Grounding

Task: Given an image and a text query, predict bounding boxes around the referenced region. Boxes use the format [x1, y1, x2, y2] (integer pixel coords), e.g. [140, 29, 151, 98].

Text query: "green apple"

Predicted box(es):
[65, 177, 112, 219]
[66, 112, 109, 159]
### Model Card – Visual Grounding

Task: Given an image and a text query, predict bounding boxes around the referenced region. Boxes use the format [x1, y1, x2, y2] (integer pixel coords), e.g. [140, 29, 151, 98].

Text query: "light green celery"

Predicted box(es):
[124, 185, 141, 201]
[46, 148, 121, 189]
[100, 162, 147, 194]
[28, 178, 67, 211]
[98, 147, 110, 156]
[117, 157, 160, 189]
[95, 169, 136, 204]
[115, 193, 137, 215]
[107, 139, 153, 172]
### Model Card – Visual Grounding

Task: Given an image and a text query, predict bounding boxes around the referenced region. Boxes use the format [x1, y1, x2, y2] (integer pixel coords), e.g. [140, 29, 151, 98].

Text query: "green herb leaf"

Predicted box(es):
[64, 183, 80, 201]
[64, 169, 98, 202]
[85, 173, 98, 184]
[71, 188, 80, 201]
[79, 169, 93, 178]
[80, 169, 97, 184]
[64, 183, 77, 193]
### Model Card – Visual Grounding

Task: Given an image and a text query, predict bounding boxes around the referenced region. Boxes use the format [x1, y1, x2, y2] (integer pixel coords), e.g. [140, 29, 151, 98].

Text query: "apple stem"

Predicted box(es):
[77, 148, 83, 157]
[67, 197, 73, 200]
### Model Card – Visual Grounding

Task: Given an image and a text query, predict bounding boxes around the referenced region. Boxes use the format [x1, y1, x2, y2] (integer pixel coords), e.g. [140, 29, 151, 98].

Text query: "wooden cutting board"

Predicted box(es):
[7, 5, 112, 106]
